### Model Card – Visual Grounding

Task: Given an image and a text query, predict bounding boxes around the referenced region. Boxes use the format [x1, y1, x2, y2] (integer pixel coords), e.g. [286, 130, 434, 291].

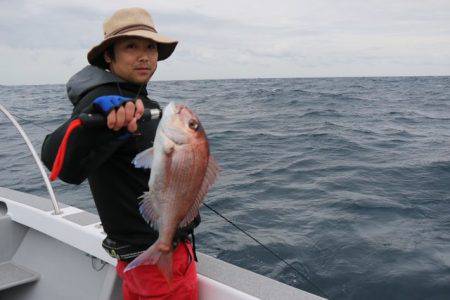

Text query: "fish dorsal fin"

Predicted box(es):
[139, 189, 160, 229]
[179, 155, 220, 228]
[133, 147, 154, 169]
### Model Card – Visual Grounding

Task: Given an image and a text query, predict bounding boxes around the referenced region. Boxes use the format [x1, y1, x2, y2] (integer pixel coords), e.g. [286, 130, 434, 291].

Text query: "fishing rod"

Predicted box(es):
[1, 106, 330, 299]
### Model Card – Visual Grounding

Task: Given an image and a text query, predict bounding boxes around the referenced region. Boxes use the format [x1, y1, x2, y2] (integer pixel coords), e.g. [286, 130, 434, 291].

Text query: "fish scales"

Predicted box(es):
[124, 101, 219, 281]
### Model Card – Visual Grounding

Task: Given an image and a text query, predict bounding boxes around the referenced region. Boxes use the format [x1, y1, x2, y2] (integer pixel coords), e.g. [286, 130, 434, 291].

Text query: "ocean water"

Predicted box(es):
[0, 76, 449, 299]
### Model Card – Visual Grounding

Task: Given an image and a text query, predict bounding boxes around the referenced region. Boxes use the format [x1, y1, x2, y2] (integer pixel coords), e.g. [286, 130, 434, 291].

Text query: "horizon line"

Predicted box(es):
[1, 74, 449, 87]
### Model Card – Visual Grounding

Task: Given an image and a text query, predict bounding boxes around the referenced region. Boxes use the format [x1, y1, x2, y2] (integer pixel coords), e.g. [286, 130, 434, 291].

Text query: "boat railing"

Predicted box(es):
[0, 104, 62, 215]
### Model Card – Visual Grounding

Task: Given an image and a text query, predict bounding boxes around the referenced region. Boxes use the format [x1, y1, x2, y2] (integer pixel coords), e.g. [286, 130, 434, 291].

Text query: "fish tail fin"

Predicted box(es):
[124, 244, 161, 272]
[157, 251, 173, 284]
[124, 243, 174, 283]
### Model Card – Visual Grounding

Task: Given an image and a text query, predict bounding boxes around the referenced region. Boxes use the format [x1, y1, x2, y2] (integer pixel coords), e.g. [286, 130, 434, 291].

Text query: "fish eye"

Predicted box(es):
[188, 119, 198, 131]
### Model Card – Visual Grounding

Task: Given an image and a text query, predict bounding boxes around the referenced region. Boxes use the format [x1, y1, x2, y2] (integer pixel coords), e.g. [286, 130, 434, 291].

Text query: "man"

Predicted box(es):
[41, 7, 199, 300]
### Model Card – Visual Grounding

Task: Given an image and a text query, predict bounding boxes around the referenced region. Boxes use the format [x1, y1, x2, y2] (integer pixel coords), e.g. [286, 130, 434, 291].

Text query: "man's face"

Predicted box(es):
[105, 37, 158, 85]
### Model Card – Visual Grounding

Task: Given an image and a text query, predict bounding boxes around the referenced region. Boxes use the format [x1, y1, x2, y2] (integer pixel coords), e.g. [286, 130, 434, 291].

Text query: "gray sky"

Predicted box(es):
[1, 0, 449, 85]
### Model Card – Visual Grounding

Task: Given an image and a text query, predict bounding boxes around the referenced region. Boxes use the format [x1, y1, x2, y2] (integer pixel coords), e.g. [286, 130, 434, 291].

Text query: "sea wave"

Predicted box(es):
[1, 76, 450, 299]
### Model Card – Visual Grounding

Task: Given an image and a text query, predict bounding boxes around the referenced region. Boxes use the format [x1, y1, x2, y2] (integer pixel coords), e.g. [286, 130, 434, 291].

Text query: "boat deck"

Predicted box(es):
[0, 187, 324, 300]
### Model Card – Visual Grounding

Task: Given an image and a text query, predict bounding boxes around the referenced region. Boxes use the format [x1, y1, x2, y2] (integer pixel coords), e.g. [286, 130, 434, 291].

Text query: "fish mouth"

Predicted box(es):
[164, 102, 176, 115]
[165, 102, 191, 118]
[174, 104, 185, 114]
[165, 102, 184, 115]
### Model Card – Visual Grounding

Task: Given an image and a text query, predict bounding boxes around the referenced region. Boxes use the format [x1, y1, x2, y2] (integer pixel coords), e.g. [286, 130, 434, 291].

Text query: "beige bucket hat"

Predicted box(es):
[87, 7, 178, 69]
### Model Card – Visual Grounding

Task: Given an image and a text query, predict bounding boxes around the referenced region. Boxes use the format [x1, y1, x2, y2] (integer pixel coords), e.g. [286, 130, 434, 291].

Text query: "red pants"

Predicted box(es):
[116, 241, 198, 300]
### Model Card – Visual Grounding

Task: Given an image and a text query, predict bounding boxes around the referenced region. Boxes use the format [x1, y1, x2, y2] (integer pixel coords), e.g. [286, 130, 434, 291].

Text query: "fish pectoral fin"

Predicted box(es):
[139, 190, 160, 227]
[179, 155, 220, 228]
[132, 147, 154, 169]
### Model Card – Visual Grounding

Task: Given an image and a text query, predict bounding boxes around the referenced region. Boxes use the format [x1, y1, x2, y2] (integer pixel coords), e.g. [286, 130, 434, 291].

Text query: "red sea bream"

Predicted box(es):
[124, 101, 219, 280]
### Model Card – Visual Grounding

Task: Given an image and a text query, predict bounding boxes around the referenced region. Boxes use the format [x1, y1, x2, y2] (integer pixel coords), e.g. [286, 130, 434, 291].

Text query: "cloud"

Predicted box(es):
[0, 0, 449, 85]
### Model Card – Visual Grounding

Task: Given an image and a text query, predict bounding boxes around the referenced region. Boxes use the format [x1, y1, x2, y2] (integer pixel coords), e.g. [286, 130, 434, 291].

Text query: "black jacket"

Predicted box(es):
[41, 66, 199, 248]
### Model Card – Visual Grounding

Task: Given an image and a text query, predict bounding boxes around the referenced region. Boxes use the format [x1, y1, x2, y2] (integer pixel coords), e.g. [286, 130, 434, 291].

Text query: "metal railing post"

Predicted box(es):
[0, 104, 62, 215]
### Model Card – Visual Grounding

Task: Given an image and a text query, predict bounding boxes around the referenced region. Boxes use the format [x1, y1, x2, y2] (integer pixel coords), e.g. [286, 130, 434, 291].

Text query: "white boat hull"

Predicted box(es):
[0, 187, 324, 300]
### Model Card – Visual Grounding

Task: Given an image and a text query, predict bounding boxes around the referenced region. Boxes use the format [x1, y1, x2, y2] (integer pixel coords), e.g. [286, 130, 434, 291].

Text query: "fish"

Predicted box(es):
[124, 101, 219, 281]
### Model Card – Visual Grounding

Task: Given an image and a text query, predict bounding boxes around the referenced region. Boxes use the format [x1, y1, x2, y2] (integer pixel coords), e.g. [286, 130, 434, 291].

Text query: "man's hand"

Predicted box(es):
[107, 99, 144, 132]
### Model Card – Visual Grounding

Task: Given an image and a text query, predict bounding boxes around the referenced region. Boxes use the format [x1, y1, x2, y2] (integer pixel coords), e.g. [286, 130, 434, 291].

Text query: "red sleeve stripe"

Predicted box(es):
[49, 119, 83, 181]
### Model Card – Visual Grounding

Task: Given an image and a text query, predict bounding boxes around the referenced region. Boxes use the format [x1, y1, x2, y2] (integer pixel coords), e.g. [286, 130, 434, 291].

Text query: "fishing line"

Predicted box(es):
[2, 104, 330, 299]
[203, 203, 329, 299]
[4, 111, 54, 133]
[116, 82, 144, 102]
